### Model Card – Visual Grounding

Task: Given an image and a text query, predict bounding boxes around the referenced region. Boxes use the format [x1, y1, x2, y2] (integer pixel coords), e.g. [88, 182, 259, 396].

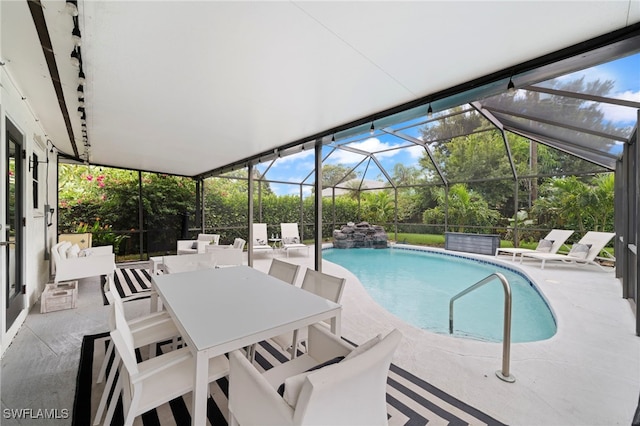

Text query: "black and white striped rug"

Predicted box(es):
[102, 268, 153, 304]
[73, 333, 505, 425]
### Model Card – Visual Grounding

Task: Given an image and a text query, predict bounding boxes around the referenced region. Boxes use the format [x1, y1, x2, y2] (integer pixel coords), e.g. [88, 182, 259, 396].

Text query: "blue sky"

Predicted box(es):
[259, 52, 639, 196]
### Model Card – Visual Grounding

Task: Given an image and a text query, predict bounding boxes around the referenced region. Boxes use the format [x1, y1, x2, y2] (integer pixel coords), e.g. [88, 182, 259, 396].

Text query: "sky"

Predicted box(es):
[258, 52, 639, 197]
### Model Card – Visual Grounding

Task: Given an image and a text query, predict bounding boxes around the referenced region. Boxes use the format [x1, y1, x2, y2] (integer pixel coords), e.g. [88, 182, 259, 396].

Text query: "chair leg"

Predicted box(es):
[93, 351, 121, 425]
[104, 369, 123, 426]
[96, 339, 114, 384]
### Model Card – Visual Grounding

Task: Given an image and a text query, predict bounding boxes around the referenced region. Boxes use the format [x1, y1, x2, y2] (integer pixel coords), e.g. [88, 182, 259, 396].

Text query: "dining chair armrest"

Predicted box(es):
[306, 323, 352, 362]
[229, 350, 294, 425]
[131, 348, 192, 384]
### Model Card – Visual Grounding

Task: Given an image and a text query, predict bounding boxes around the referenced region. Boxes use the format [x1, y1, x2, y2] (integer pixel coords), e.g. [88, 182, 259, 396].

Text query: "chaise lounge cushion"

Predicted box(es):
[535, 239, 554, 253]
[568, 243, 592, 259]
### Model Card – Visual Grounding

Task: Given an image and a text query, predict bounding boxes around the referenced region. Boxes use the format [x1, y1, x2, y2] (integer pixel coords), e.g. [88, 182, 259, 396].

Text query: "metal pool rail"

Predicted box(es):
[449, 272, 515, 383]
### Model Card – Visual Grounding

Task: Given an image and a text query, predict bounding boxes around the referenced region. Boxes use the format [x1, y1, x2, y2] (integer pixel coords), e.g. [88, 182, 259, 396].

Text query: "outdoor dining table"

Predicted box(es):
[152, 265, 342, 426]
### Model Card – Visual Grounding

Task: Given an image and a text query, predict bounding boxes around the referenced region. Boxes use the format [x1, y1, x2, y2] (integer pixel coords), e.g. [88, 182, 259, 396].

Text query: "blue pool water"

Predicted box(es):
[323, 247, 556, 343]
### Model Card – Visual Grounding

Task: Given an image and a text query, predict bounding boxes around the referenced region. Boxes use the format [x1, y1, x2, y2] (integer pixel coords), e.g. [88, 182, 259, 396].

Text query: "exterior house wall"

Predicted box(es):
[0, 64, 58, 357]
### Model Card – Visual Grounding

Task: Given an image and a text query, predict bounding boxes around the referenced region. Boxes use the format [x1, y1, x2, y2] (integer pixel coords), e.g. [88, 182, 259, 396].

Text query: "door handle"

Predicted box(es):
[0, 241, 16, 246]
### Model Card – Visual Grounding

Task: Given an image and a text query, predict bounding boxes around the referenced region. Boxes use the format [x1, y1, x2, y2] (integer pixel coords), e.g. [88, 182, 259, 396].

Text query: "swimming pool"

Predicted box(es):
[323, 247, 556, 343]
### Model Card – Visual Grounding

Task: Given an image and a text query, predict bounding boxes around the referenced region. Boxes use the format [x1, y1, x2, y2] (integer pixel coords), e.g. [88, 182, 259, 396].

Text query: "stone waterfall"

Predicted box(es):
[332, 222, 388, 249]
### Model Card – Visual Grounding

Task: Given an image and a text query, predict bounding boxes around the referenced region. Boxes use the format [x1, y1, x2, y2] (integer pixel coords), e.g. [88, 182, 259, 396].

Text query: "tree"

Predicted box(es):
[360, 191, 395, 224]
[422, 184, 500, 233]
[322, 164, 358, 188]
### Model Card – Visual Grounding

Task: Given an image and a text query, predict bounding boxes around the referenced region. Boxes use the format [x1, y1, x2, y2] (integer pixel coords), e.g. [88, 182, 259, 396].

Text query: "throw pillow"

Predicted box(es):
[283, 237, 300, 245]
[343, 334, 382, 361]
[568, 243, 592, 259]
[278, 356, 345, 406]
[58, 242, 72, 259]
[79, 248, 93, 257]
[66, 244, 81, 258]
[255, 238, 266, 245]
[535, 239, 554, 253]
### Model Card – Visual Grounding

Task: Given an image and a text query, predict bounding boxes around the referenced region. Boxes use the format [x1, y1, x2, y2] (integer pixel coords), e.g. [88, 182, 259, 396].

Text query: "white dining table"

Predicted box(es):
[152, 265, 342, 426]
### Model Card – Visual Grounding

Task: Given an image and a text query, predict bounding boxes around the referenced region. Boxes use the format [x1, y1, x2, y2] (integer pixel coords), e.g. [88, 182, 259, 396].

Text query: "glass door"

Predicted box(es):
[5, 123, 24, 330]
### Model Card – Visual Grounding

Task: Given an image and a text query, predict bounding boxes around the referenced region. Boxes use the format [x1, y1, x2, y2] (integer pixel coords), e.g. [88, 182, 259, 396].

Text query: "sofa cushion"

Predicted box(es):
[67, 244, 81, 258]
[57, 242, 72, 259]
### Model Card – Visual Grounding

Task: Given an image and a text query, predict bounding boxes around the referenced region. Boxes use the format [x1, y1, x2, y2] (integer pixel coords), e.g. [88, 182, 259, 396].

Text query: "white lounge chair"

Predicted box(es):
[252, 223, 274, 256]
[520, 231, 615, 270]
[229, 324, 401, 426]
[495, 229, 574, 261]
[280, 223, 309, 257]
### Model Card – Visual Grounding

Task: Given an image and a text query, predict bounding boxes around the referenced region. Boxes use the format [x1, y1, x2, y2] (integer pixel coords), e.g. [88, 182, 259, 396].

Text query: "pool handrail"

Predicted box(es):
[449, 272, 515, 383]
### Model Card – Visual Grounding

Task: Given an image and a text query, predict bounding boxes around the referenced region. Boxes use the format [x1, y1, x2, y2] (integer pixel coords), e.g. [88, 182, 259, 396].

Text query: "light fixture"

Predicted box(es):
[427, 104, 433, 119]
[78, 98, 85, 107]
[331, 134, 335, 142]
[70, 49, 80, 67]
[77, 106, 85, 116]
[507, 77, 516, 94]
[72, 26, 82, 46]
[369, 121, 375, 135]
[65, 1, 78, 16]
[78, 70, 86, 85]
[77, 85, 84, 98]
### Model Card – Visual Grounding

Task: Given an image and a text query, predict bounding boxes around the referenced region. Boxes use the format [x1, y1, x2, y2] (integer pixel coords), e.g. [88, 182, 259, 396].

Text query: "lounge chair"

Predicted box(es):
[252, 223, 274, 256]
[495, 229, 574, 261]
[520, 231, 615, 270]
[280, 223, 309, 257]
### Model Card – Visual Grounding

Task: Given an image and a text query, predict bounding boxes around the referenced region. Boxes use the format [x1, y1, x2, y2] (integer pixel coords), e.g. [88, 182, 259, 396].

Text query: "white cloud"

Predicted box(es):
[407, 144, 426, 159]
[327, 137, 401, 164]
[600, 90, 640, 124]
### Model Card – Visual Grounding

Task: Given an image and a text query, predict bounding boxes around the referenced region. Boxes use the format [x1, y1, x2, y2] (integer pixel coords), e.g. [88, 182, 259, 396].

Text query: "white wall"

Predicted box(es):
[0, 64, 58, 356]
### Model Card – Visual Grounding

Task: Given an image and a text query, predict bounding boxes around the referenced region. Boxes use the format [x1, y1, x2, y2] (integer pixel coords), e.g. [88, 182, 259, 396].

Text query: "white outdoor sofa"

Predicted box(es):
[51, 241, 115, 283]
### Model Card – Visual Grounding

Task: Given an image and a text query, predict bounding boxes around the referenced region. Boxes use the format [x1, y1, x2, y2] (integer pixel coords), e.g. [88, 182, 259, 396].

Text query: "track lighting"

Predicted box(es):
[70, 49, 80, 67]
[77, 106, 85, 116]
[77, 85, 84, 98]
[427, 104, 433, 119]
[78, 70, 86, 85]
[72, 26, 82, 46]
[370, 122, 375, 135]
[65, 1, 78, 16]
[507, 77, 516, 94]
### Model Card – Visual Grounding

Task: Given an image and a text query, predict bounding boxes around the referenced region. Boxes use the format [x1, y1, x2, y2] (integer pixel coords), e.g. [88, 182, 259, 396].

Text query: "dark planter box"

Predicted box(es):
[445, 232, 500, 255]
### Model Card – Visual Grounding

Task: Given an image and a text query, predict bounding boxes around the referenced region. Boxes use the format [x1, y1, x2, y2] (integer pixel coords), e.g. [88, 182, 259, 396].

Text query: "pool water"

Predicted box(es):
[323, 247, 556, 343]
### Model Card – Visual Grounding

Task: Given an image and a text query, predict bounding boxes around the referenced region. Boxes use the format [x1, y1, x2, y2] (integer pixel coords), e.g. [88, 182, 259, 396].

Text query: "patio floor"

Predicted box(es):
[1, 245, 638, 425]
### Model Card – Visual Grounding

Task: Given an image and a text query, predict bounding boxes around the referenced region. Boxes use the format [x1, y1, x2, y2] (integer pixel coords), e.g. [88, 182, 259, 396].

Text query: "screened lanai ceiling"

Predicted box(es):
[2, 1, 639, 178]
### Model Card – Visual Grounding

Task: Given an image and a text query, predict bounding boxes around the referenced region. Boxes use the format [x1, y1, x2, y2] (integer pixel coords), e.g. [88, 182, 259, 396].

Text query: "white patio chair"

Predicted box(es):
[162, 252, 216, 274]
[271, 268, 346, 358]
[229, 324, 401, 426]
[206, 246, 243, 267]
[495, 229, 574, 261]
[268, 258, 301, 285]
[106, 302, 229, 426]
[176, 233, 220, 255]
[280, 223, 309, 257]
[252, 223, 274, 256]
[520, 231, 615, 270]
[246, 259, 301, 361]
[93, 285, 181, 425]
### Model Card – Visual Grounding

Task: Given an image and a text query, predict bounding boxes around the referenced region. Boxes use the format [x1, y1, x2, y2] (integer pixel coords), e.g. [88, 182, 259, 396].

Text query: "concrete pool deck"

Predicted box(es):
[252, 244, 640, 425]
